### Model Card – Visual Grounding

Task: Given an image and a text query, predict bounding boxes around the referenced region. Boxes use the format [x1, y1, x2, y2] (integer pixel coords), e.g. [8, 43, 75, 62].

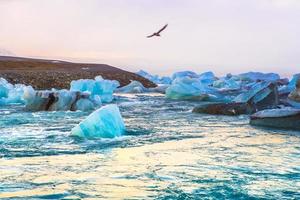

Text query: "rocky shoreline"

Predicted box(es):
[0, 56, 156, 89]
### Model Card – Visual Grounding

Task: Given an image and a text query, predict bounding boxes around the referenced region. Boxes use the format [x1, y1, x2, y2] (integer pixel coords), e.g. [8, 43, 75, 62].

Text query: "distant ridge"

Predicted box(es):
[0, 56, 156, 89]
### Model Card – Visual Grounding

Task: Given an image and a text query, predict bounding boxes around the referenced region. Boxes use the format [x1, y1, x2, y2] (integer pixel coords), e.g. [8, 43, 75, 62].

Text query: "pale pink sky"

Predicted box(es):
[0, 0, 300, 77]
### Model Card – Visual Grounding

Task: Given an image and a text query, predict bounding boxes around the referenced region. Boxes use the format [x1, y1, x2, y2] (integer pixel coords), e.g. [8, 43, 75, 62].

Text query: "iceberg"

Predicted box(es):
[166, 77, 209, 100]
[148, 84, 170, 94]
[238, 72, 280, 82]
[0, 78, 30, 106]
[136, 70, 172, 84]
[193, 81, 279, 115]
[250, 108, 300, 130]
[71, 104, 125, 138]
[171, 71, 199, 80]
[213, 78, 241, 90]
[234, 81, 274, 103]
[23, 88, 101, 112]
[116, 81, 147, 93]
[70, 76, 120, 103]
[286, 77, 300, 108]
[198, 71, 216, 85]
[0, 78, 11, 98]
[279, 74, 300, 95]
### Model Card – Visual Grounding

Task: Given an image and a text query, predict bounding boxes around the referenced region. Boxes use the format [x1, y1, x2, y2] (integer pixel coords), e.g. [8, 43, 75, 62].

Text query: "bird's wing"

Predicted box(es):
[147, 33, 156, 38]
[157, 24, 168, 34]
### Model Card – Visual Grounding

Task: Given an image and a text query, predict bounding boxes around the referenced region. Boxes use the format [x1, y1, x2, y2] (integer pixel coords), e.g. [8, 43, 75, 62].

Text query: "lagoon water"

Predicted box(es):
[0, 93, 300, 199]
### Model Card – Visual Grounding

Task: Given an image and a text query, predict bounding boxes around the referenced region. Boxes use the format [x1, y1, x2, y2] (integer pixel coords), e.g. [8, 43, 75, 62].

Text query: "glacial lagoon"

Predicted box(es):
[1, 93, 299, 199]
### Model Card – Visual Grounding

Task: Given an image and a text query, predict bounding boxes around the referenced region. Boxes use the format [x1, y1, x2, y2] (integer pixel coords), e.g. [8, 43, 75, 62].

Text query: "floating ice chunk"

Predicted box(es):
[250, 107, 300, 130]
[48, 89, 76, 111]
[234, 81, 273, 103]
[0, 78, 11, 98]
[252, 107, 300, 118]
[213, 78, 240, 90]
[238, 72, 280, 82]
[0, 78, 30, 105]
[159, 76, 172, 85]
[148, 84, 170, 94]
[172, 71, 199, 80]
[279, 74, 300, 95]
[73, 98, 95, 111]
[166, 77, 209, 100]
[70, 76, 120, 103]
[71, 104, 125, 138]
[23, 87, 50, 111]
[198, 71, 216, 85]
[136, 70, 172, 84]
[116, 81, 147, 93]
[23, 88, 101, 112]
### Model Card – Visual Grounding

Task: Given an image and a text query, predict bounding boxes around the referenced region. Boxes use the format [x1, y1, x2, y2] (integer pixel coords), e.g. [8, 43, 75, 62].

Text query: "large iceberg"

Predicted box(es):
[70, 76, 119, 103]
[71, 104, 125, 138]
[23, 87, 101, 112]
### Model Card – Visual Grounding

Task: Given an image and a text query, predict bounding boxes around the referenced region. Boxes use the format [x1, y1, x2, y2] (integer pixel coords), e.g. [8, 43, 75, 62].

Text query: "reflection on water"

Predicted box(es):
[0, 94, 300, 199]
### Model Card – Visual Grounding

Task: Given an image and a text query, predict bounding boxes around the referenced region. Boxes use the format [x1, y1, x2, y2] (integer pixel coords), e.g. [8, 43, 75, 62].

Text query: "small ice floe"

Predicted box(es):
[71, 104, 125, 138]
[250, 107, 300, 130]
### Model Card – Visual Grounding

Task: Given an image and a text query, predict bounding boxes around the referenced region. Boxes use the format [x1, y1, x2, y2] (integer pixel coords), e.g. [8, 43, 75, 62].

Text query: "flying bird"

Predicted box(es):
[147, 24, 168, 38]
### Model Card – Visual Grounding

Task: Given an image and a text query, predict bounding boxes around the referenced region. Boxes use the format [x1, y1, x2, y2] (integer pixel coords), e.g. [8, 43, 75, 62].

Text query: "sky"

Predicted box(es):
[0, 0, 300, 77]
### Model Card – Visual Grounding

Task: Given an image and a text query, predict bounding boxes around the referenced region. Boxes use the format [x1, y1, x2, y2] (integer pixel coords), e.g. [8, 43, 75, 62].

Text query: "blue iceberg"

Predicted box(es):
[0, 78, 30, 106]
[171, 71, 199, 80]
[70, 76, 120, 103]
[137, 70, 172, 84]
[116, 81, 147, 93]
[166, 77, 209, 100]
[279, 74, 300, 95]
[198, 71, 216, 85]
[238, 72, 280, 82]
[71, 104, 125, 138]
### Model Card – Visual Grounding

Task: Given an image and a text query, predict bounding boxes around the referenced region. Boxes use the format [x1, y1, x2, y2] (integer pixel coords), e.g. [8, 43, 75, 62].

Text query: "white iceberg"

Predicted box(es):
[70, 76, 120, 103]
[251, 107, 300, 118]
[71, 104, 125, 138]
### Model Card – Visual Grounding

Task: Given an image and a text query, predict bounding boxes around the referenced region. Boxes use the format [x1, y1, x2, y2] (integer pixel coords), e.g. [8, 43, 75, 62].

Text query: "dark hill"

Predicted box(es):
[0, 56, 156, 89]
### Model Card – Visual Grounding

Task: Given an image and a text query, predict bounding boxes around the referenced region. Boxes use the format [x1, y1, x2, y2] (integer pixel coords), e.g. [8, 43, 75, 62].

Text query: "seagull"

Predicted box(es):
[147, 24, 168, 38]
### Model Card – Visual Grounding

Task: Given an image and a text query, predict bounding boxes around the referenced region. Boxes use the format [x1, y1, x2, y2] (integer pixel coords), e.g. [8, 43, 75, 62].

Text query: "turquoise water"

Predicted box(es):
[0, 93, 300, 199]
